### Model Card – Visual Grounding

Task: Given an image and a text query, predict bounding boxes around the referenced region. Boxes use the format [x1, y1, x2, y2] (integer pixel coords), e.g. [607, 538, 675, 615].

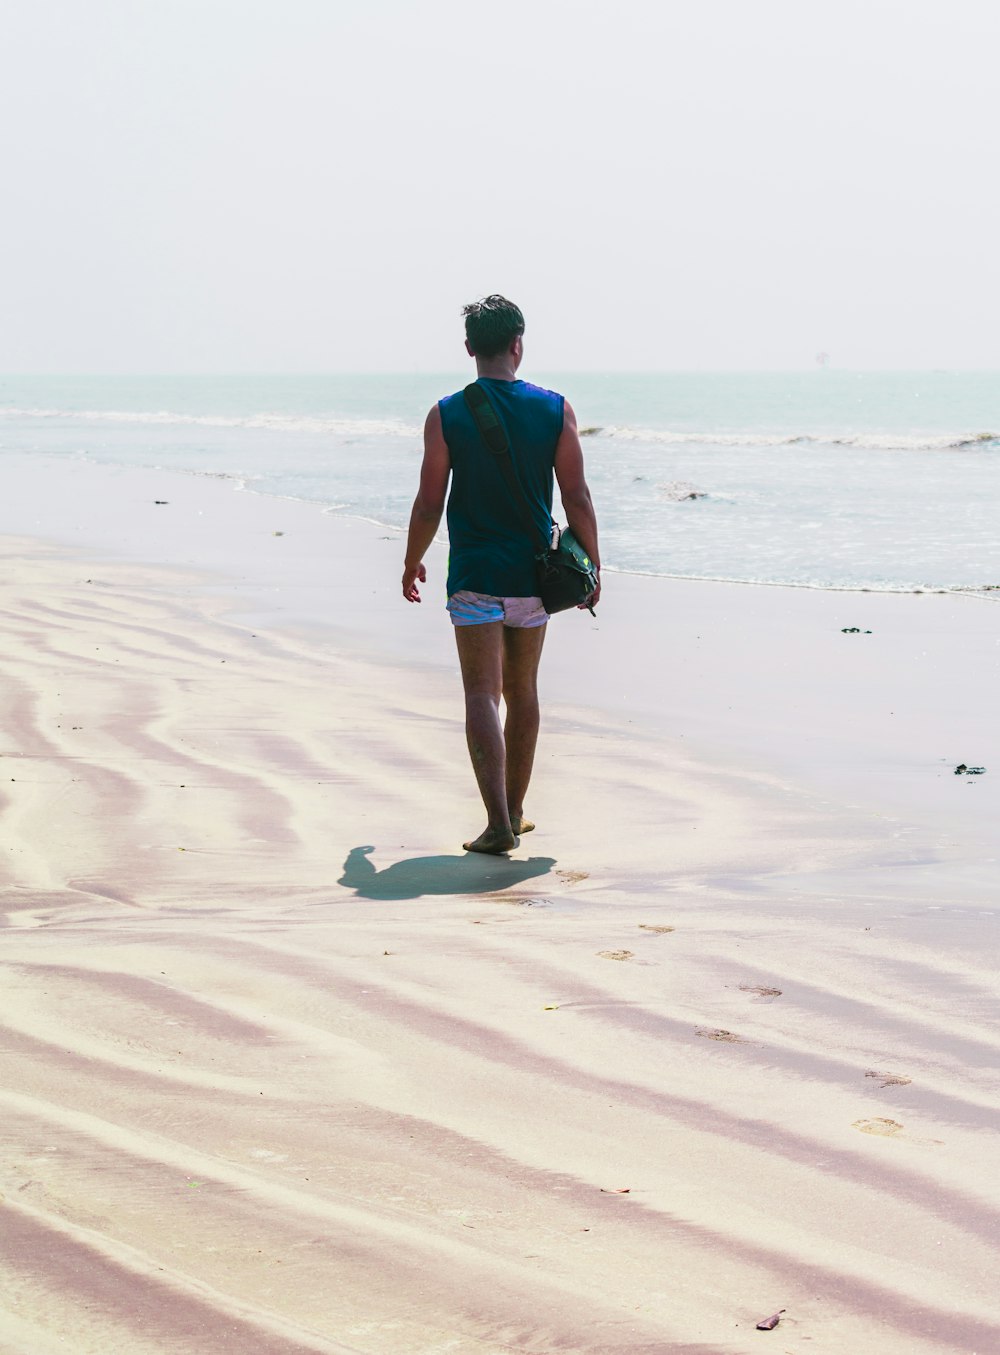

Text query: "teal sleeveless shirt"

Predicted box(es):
[439, 378, 564, 597]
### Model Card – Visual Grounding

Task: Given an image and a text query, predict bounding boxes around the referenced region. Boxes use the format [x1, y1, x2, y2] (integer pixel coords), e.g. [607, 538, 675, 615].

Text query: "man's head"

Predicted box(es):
[462, 295, 525, 360]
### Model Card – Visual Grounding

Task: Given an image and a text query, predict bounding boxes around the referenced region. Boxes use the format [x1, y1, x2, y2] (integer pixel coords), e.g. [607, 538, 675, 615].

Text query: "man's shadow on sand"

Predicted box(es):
[338, 845, 557, 901]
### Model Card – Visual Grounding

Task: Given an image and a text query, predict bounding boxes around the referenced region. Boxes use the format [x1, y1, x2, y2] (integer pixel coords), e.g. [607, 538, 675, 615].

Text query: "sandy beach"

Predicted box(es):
[1, 454, 999, 1354]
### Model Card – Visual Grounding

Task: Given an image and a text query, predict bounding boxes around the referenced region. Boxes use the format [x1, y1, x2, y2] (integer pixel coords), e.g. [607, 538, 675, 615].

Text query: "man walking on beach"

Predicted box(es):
[402, 295, 600, 854]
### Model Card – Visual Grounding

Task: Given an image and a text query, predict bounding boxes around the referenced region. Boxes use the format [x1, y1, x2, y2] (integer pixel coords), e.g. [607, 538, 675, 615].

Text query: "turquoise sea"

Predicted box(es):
[1, 372, 997, 593]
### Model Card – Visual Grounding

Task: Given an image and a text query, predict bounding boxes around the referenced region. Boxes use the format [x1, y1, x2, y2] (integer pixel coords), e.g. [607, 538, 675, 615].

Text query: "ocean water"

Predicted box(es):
[1, 372, 997, 593]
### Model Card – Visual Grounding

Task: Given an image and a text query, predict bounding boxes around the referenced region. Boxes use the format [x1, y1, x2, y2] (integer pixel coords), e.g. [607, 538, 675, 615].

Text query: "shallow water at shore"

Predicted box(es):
[2, 371, 998, 592]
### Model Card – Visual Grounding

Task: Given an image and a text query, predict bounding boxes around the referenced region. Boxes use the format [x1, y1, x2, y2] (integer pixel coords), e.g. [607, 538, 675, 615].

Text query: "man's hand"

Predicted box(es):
[403, 561, 426, 603]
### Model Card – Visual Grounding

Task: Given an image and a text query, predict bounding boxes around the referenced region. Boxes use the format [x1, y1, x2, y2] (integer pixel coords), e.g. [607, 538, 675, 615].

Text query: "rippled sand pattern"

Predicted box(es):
[2, 545, 999, 1354]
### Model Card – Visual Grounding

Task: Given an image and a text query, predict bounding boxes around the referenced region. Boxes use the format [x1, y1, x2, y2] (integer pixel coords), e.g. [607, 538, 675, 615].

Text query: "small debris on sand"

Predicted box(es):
[697, 1028, 744, 1043]
[954, 763, 986, 775]
[598, 949, 634, 961]
[865, 1070, 911, 1088]
[638, 924, 675, 934]
[738, 984, 782, 999]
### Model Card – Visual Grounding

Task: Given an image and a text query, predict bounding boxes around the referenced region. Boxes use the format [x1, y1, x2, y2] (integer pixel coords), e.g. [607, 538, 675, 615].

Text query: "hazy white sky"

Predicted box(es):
[2, 0, 997, 371]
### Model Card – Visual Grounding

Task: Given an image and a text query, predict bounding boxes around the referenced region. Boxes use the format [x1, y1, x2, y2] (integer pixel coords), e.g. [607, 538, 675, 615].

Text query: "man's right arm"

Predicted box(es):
[402, 404, 451, 603]
[554, 399, 601, 607]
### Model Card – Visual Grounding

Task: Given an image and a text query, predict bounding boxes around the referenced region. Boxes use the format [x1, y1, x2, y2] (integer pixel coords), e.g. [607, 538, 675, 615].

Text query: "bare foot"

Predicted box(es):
[510, 815, 535, 835]
[463, 826, 519, 854]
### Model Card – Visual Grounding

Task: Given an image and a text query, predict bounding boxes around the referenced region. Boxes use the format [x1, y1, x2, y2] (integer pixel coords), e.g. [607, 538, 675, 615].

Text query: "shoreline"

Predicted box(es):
[2, 451, 999, 1352]
[1, 450, 997, 892]
[4, 445, 1000, 592]
[3, 411, 991, 593]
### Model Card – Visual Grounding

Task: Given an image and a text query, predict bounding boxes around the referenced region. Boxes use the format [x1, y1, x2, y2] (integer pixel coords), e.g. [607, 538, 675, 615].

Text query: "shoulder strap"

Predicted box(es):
[463, 383, 546, 551]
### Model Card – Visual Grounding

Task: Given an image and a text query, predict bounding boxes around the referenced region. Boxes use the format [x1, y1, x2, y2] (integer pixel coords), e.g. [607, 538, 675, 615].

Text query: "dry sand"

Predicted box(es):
[1, 456, 998, 1354]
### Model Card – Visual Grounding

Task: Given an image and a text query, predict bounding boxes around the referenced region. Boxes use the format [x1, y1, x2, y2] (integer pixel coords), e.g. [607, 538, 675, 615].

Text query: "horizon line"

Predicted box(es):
[2, 367, 998, 379]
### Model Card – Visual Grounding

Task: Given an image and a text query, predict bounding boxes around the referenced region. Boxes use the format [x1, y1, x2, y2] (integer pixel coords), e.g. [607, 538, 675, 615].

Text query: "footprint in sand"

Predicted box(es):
[853, 1117, 941, 1146]
[557, 869, 589, 885]
[865, 1069, 912, 1089]
[597, 949, 634, 961]
[638, 924, 675, 934]
[853, 1117, 904, 1137]
[736, 984, 782, 1002]
[697, 1027, 746, 1043]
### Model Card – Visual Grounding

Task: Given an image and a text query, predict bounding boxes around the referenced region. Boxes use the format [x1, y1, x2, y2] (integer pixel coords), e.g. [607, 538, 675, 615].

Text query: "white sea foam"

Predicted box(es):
[598, 426, 998, 451]
[656, 480, 709, 501]
[0, 406, 420, 439]
[600, 562, 1000, 596]
[828, 430, 998, 450]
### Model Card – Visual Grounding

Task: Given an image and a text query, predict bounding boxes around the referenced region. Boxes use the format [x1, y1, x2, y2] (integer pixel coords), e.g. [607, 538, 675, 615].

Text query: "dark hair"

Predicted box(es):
[462, 294, 525, 358]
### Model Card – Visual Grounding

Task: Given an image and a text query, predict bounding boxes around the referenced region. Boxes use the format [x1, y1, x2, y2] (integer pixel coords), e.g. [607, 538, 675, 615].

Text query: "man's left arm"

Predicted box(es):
[402, 404, 451, 603]
[554, 399, 601, 607]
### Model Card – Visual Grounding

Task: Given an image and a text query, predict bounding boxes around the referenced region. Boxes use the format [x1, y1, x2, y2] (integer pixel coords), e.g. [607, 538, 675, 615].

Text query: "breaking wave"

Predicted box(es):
[0, 406, 420, 439]
[3, 406, 996, 453]
[592, 427, 998, 451]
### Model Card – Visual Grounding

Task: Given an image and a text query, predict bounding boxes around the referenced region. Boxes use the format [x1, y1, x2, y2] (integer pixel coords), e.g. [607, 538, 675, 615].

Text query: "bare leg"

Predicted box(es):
[502, 623, 546, 833]
[454, 623, 516, 853]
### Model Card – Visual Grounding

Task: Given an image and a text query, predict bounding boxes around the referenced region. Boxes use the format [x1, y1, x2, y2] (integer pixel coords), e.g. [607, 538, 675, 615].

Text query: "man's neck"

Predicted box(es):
[475, 357, 519, 381]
